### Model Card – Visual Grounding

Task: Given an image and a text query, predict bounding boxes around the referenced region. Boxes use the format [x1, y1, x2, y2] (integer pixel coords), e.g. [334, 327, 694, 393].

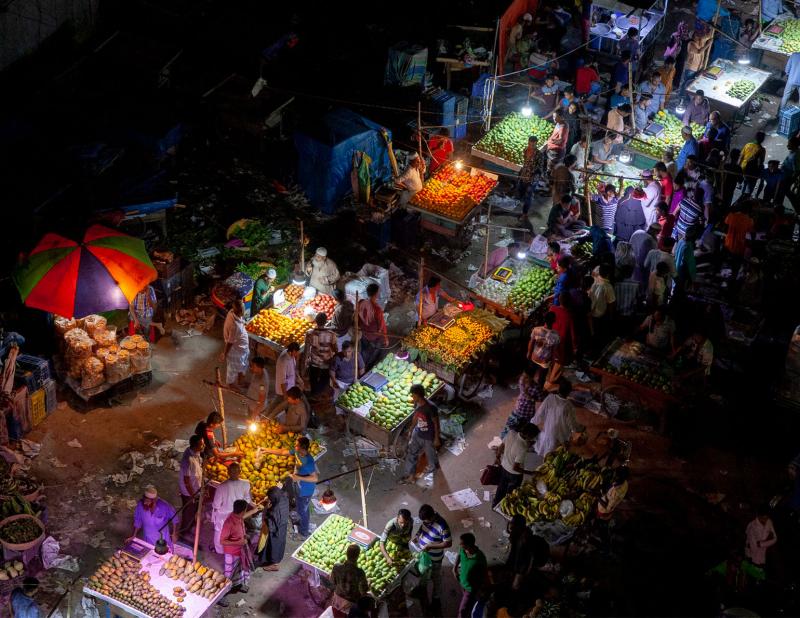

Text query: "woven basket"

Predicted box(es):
[0, 514, 45, 552]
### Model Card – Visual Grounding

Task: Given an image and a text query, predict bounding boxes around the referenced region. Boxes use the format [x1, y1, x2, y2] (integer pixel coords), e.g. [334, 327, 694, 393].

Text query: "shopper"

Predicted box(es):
[676, 126, 699, 172]
[589, 264, 616, 349]
[265, 386, 310, 433]
[222, 298, 249, 388]
[614, 264, 639, 320]
[633, 94, 652, 133]
[630, 223, 660, 290]
[532, 380, 582, 459]
[379, 509, 413, 564]
[501, 366, 544, 437]
[129, 284, 164, 343]
[545, 109, 569, 173]
[131, 485, 177, 549]
[723, 202, 755, 269]
[415, 275, 457, 323]
[549, 292, 577, 386]
[221, 500, 256, 594]
[258, 485, 290, 572]
[330, 341, 365, 401]
[518, 135, 542, 220]
[654, 162, 674, 206]
[612, 51, 632, 94]
[673, 225, 700, 298]
[10, 577, 41, 618]
[551, 154, 577, 204]
[739, 132, 767, 196]
[505, 515, 550, 608]
[664, 147, 678, 178]
[670, 171, 686, 214]
[592, 183, 618, 234]
[453, 533, 488, 618]
[745, 506, 777, 568]
[655, 202, 675, 248]
[261, 436, 318, 539]
[596, 466, 630, 521]
[606, 104, 631, 145]
[411, 504, 453, 612]
[330, 544, 369, 617]
[613, 187, 646, 242]
[178, 435, 204, 541]
[493, 421, 540, 507]
[674, 186, 706, 241]
[246, 356, 270, 421]
[644, 236, 677, 290]
[400, 384, 441, 483]
[780, 51, 800, 111]
[212, 462, 253, 553]
[528, 311, 561, 387]
[682, 26, 713, 96]
[647, 261, 671, 308]
[304, 312, 338, 396]
[639, 71, 666, 115]
[330, 289, 355, 345]
[661, 56, 677, 102]
[700, 111, 731, 156]
[358, 283, 388, 368]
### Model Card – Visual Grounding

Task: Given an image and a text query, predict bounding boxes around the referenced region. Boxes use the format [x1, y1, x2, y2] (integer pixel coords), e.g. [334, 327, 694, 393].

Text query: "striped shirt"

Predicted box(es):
[674, 195, 703, 239]
[614, 278, 639, 317]
[416, 513, 451, 562]
[593, 197, 618, 234]
[304, 327, 337, 368]
[133, 286, 156, 321]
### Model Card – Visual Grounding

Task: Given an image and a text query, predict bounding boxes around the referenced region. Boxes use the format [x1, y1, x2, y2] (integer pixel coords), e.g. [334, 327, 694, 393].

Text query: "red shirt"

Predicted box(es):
[549, 304, 576, 362]
[575, 66, 599, 95]
[657, 213, 675, 249]
[547, 123, 568, 151]
[659, 175, 674, 205]
[220, 513, 246, 556]
[428, 136, 454, 172]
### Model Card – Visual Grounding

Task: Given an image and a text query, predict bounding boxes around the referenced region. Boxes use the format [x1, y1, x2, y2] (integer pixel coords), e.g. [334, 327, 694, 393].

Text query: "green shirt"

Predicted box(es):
[253, 278, 273, 314]
[458, 547, 487, 592]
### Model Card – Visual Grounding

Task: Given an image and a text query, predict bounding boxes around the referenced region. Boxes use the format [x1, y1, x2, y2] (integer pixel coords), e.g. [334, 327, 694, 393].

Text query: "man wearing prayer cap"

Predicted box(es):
[307, 247, 340, 295]
[131, 484, 178, 549]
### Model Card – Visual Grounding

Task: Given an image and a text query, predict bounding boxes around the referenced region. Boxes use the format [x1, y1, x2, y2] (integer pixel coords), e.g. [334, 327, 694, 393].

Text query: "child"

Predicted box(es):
[757, 160, 783, 203]
[647, 261, 670, 308]
[529, 73, 559, 114]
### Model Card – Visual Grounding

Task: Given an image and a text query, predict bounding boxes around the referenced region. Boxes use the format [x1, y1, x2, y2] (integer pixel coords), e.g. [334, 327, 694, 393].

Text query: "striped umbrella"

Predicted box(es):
[13, 225, 157, 318]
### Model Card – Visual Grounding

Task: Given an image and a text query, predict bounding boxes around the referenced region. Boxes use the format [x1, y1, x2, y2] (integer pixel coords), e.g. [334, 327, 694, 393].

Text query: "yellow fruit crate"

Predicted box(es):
[28, 389, 46, 427]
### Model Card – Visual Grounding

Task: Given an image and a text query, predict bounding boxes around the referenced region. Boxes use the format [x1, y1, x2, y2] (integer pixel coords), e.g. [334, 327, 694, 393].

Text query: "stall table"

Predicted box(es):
[752, 13, 798, 70]
[471, 113, 554, 174]
[685, 59, 771, 123]
[83, 543, 230, 618]
[468, 259, 554, 327]
[588, 0, 667, 63]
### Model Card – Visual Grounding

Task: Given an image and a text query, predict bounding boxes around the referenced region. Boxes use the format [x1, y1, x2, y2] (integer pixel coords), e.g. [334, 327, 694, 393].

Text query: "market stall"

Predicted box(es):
[211, 271, 256, 316]
[624, 111, 704, 164]
[752, 13, 799, 70]
[292, 514, 415, 600]
[0, 458, 47, 568]
[403, 305, 509, 386]
[589, 338, 678, 432]
[468, 258, 556, 326]
[588, 0, 668, 62]
[406, 163, 498, 247]
[336, 355, 443, 454]
[471, 112, 554, 173]
[685, 59, 771, 122]
[83, 543, 231, 618]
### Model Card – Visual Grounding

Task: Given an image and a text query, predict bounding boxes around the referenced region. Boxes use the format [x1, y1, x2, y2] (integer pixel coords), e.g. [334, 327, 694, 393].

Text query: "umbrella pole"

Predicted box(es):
[354, 292, 360, 379]
[417, 257, 425, 327]
[215, 367, 228, 447]
[483, 204, 492, 277]
[299, 220, 305, 275]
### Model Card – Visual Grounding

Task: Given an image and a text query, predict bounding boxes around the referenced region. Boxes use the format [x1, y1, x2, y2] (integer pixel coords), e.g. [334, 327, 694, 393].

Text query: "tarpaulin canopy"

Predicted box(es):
[498, 0, 539, 70]
[294, 109, 393, 214]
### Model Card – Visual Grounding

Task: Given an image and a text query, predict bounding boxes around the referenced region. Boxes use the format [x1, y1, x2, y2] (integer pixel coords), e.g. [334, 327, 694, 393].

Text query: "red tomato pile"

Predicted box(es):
[307, 294, 337, 317]
[410, 164, 497, 220]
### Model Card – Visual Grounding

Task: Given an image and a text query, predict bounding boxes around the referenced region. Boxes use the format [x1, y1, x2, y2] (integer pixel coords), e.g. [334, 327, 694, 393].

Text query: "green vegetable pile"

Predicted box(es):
[0, 518, 41, 545]
[632, 111, 704, 159]
[508, 267, 555, 312]
[779, 20, 800, 54]
[474, 113, 554, 165]
[725, 79, 756, 101]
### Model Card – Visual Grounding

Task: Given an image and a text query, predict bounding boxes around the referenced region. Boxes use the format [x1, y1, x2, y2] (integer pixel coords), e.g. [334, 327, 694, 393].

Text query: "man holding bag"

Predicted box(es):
[411, 504, 452, 614]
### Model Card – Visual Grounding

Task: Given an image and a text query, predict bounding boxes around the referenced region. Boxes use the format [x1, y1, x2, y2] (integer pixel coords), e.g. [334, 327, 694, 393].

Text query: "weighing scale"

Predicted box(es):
[491, 266, 514, 283]
[361, 371, 389, 391]
[427, 311, 456, 331]
[348, 525, 379, 548]
[765, 23, 785, 37]
[121, 538, 151, 561]
[703, 65, 724, 80]
[643, 122, 665, 137]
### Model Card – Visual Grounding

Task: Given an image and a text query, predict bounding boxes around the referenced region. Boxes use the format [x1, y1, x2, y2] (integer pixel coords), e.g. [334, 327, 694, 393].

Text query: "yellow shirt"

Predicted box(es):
[739, 142, 763, 171]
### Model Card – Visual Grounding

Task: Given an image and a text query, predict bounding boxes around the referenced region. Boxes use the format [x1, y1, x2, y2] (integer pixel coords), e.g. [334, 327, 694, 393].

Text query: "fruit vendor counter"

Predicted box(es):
[336, 355, 443, 454]
[471, 112, 554, 173]
[468, 259, 556, 327]
[404, 307, 509, 385]
[586, 159, 646, 196]
[83, 543, 231, 618]
[245, 306, 311, 361]
[494, 446, 609, 545]
[407, 163, 498, 245]
[590, 338, 678, 432]
[624, 112, 704, 164]
[292, 514, 416, 600]
[752, 13, 799, 70]
[685, 59, 771, 117]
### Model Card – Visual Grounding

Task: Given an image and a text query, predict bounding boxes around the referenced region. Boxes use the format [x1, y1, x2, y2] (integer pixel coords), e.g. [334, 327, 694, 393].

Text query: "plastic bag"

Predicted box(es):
[417, 550, 432, 575]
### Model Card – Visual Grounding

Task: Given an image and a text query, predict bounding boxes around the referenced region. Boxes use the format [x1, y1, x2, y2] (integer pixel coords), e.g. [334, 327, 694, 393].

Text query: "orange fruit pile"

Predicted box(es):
[410, 164, 497, 220]
[246, 309, 310, 347]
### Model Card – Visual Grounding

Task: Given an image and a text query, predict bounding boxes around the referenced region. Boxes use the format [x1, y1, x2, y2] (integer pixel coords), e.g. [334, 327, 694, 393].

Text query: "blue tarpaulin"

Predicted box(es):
[294, 109, 393, 214]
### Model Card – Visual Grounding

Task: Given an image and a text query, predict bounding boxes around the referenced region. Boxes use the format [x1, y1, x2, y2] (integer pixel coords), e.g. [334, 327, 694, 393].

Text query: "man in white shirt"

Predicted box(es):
[492, 423, 540, 508]
[266, 342, 302, 417]
[395, 154, 426, 205]
[178, 435, 204, 541]
[644, 237, 677, 291]
[211, 462, 254, 553]
[533, 380, 583, 458]
[639, 170, 662, 227]
[246, 356, 270, 421]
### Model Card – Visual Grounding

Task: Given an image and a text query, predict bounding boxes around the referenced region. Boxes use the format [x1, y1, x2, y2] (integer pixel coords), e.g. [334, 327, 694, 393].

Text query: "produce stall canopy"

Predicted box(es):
[294, 109, 393, 214]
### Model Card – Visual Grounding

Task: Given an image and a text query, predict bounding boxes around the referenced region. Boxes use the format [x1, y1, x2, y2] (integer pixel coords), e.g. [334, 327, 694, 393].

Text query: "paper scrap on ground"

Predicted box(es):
[445, 438, 466, 456]
[461, 518, 473, 529]
[441, 488, 482, 511]
[67, 439, 83, 448]
[483, 491, 491, 502]
[487, 437, 502, 450]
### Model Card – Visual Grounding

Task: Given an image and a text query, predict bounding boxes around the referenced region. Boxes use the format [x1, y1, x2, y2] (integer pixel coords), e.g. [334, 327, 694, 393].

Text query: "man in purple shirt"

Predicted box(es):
[682, 90, 710, 126]
[132, 485, 178, 549]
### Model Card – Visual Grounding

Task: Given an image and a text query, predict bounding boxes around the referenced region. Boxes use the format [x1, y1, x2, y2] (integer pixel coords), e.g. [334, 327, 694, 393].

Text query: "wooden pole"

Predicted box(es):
[627, 59, 635, 136]
[483, 204, 492, 277]
[417, 103, 423, 159]
[192, 477, 205, 561]
[487, 18, 501, 131]
[417, 257, 425, 327]
[354, 439, 368, 529]
[215, 367, 228, 447]
[707, 0, 723, 68]
[299, 220, 305, 275]
[583, 118, 592, 225]
[354, 291, 360, 379]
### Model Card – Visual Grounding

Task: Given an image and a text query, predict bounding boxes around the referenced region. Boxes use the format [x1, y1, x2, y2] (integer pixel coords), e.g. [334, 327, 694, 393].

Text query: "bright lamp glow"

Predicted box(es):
[394, 351, 409, 360]
[248, 422, 259, 433]
[737, 55, 751, 65]
[675, 103, 686, 115]
[516, 250, 527, 259]
[292, 276, 306, 285]
[618, 150, 632, 164]
[454, 160, 464, 170]
[521, 105, 533, 117]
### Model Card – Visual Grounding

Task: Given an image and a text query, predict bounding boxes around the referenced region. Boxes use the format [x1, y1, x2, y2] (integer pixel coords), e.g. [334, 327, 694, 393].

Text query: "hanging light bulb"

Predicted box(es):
[516, 250, 527, 259]
[521, 104, 533, 117]
[675, 99, 686, 116]
[618, 150, 632, 164]
[249, 421, 259, 433]
[737, 49, 751, 65]
[454, 160, 464, 170]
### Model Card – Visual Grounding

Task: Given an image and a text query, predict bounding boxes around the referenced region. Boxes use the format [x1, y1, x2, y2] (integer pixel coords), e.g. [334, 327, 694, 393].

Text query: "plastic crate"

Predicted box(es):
[14, 354, 51, 391]
[28, 389, 46, 427]
[779, 106, 800, 137]
[43, 379, 57, 413]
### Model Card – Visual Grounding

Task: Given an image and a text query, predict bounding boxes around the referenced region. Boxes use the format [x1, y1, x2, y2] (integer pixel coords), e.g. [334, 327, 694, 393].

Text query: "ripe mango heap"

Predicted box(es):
[632, 111, 704, 159]
[508, 266, 555, 312]
[246, 308, 310, 347]
[404, 310, 508, 371]
[498, 446, 606, 527]
[204, 420, 322, 503]
[336, 356, 441, 429]
[474, 112, 554, 165]
[779, 19, 800, 53]
[410, 164, 497, 221]
[295, 515, 413, 595]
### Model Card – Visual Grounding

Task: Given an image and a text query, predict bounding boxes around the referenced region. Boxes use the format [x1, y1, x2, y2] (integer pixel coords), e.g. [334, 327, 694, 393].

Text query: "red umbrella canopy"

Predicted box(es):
[13, 225, 157, 318]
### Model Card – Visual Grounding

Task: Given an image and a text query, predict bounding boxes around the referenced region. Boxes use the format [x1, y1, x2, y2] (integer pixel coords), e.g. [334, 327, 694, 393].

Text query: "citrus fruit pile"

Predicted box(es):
[404, 313, 499, 370]
[632, 111, 704, 159]
[778, 19, 800, 53]
[726, 79, 756, 101]
[246, 309, 310, 347]
[473, 112, 554, 165]
[282, 284, 305, 304]
[204, 420, 322, 503]
[295, 515, 412, 594]
[410, 164, 497, 220]
[508, 267, 555, 312]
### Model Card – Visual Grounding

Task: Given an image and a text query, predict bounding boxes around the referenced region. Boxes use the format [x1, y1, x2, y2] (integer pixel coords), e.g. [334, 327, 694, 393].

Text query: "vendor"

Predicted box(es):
[307, 247, 340, 295]
[395, 153, 426, 205]
[221, 298, 249, 388]
[195, 411, 241, 462]
[253, 268, 278, 316]
[264, 386, 309, 433]
[671, 328, 714, 382]
[246, 357, 270, 421]
[330, 289, 355, 345]
[379, 508, 413, 565]
[428, 129, 454, 172]
[330, 341, 364, 401]
[592, 133, 617, 167]
[415, 275, 457, 323]
[131, 485, 177, 549]
[633, 94, 652, 133]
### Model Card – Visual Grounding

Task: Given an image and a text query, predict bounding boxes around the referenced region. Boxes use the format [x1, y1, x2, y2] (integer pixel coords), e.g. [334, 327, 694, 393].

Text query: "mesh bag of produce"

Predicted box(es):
[82, 315, 108, 338]
[81, 357, 106, 389]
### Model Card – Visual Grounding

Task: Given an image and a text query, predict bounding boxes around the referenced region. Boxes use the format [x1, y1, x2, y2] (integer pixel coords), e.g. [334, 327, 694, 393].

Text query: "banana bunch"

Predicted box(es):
[562, 510, 586, 527]
[575, 469, 602, 491]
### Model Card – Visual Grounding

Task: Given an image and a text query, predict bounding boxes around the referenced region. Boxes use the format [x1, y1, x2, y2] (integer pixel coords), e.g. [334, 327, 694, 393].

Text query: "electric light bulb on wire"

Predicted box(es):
[521, 105, 533, 118]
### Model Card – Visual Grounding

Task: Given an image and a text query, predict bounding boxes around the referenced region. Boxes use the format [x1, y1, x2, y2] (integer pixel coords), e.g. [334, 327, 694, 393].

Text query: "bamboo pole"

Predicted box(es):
[299, 220, 305, 275]
[354, 440, 368, 529]
[583, 118, 592, 225]
[192, 476, 205, 560]
[215, 367, 227, 447]
[706, 0, 723, 68]
[627, 56, 636, 136]
[417, 103, 423, 159]
[483, 204, 492, 277]
[354, 291, 360, 379]
[417, 257, 425, 327]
